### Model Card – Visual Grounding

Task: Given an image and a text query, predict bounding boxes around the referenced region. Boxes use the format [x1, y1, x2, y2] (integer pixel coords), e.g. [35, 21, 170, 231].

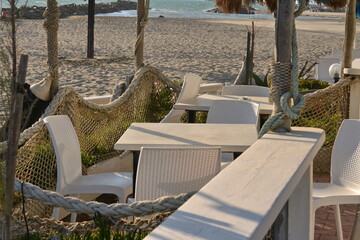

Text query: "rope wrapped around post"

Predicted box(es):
[43, 0, 60, 98]
[134, 0, 150, 70]
[14, 178, 196, 219]
[258, 2, 306, 138]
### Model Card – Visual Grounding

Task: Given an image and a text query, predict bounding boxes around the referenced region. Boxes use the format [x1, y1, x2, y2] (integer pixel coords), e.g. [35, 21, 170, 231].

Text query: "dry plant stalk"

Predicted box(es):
[0, 11, 14, 220]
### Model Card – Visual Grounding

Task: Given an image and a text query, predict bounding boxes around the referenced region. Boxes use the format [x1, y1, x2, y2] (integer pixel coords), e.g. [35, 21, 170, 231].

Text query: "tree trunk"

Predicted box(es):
[272, 0, 294, 132]
[272, 1, 294, 239]
[342, 0, 356, 72]
[2, 55, 28, 240]
[135, 0, 145, 71]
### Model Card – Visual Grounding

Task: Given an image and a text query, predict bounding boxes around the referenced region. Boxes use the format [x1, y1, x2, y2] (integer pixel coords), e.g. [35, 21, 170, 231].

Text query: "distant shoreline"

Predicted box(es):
[2, 2, 346, 20]
[2, 1, 137, 19]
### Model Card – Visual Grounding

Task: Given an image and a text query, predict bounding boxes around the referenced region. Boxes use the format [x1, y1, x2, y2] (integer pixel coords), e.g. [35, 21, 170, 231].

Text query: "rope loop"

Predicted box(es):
[280, 91, 305, 120]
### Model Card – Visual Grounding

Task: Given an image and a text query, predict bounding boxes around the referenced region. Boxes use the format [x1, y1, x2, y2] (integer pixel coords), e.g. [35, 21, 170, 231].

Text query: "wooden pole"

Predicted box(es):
[273, 0, 294, 132]
[1, 54, 28, 240]
[272, 1, 294, 239]
[342, 0, 356, 72]
[87, 0, 95, 58]
[135, 0, 145, 70]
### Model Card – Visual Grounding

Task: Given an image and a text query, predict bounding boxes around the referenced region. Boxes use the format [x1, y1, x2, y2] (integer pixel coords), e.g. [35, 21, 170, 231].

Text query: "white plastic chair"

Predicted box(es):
[44, 115, 133, 221]
[131, 146, 221, 202]
[311, 119, 360, 240]
[206, 100, 259, 168]
[161, 73, 202, 123]
[221, 85, 270, 97]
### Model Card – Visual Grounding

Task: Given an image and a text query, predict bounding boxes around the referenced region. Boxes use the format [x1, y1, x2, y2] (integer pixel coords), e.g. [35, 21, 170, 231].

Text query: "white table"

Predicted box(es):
[114, 123, 258, 192]
[173, 94, 273, 122]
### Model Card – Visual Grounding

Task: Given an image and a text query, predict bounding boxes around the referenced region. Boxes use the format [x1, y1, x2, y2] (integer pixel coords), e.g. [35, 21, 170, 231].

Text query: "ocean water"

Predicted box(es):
[3, 0, 271, 19]
[3, 0, 335, 20]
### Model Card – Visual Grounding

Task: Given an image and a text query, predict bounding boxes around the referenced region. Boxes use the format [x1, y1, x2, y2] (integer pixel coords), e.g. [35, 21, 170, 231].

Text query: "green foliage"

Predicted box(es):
[81, 152, 97, 167]
[149, 87, 175, 122]
[298, 79, 329, 91]
[294, 112, 341, 145]
[16, 212, 149, 240]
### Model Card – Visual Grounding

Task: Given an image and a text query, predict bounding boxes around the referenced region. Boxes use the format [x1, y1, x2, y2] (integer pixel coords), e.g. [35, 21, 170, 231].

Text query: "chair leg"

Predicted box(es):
[52, 207, 60, 220]
[335, 204, 344, 240]
[70, 212, 77, 223]
[310, 209, 316, 240]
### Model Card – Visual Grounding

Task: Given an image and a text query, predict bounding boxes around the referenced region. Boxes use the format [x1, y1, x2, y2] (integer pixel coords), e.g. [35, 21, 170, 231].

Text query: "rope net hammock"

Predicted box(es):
[0, 65, 181, 220]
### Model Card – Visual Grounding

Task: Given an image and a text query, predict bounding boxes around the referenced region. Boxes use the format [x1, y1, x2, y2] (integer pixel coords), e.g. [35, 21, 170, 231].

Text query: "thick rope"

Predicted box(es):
[14, 179, 195, 219]
[0, 66, 181, 153]
[258, 3, 306, 138]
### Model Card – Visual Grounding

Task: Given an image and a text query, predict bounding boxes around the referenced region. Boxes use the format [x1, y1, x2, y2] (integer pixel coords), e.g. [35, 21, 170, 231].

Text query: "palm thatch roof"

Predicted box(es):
[214, 0, 347, 13]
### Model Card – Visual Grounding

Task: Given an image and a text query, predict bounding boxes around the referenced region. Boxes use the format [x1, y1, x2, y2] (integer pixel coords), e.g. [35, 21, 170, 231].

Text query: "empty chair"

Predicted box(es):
[221, 85, 270, 97]
[311, 119, 360, 240]
[44, 115, 133, 221]
[206, 100, 259, 168]
[133, 147, 221, 202]
[161, 73, 202, 123]
[206, 99, 260, 127]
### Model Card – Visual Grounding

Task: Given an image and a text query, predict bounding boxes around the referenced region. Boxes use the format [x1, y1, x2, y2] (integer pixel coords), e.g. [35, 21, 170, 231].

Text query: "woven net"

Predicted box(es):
[293, 77, 353, 173]
[0, 65, 180, 218]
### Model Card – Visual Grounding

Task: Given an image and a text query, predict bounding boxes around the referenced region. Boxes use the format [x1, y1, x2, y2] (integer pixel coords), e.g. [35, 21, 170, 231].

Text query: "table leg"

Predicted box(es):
[260, 114, 269, 128]
[188, 110, 196, 123]
[132, 151, 140, 196]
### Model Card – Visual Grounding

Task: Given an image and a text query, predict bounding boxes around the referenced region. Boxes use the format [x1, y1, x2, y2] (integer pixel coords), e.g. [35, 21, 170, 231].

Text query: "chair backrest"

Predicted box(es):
[315, 57, 340, 83]
[44, 115, 83, 192]
[135, 147, 221, 201]
[206, 100, 260, 129]
[221, 85, 270, 97]
[331, 119, 360, 188]
[177, 73, 202, 103]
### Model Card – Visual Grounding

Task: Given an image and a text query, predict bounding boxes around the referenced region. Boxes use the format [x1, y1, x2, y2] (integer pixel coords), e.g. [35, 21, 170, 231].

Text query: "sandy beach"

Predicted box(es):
[15, 11, 360, 97]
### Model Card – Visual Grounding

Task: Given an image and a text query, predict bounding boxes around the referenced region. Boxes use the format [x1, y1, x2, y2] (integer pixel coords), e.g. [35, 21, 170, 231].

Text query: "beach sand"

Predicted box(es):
[15, 11, 359, 97]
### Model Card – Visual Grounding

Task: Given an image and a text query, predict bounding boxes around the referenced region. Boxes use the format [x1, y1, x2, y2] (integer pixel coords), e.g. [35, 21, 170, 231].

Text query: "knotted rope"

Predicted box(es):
[14, 178, 195, 219]
[258, 2, 306, 138]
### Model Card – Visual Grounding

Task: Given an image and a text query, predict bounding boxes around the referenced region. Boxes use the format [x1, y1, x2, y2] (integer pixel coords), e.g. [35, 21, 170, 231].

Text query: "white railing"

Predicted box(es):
[146, 127, 325, 240]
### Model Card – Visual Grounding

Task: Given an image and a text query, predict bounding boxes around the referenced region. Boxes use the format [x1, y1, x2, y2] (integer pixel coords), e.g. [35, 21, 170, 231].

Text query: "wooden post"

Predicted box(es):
[342, 0, 356, 72]
[2, 55, 28, 240]
[349, 80, 360, 119]
[135, 0, 145, 70]
[273, 0, 294, 133]
[272, 1, 294, 239]
[87, 0, 95, 58]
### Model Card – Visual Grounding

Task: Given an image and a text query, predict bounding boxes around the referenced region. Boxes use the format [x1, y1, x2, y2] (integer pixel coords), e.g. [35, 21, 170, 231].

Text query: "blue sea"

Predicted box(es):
[3, 0, 334, 20]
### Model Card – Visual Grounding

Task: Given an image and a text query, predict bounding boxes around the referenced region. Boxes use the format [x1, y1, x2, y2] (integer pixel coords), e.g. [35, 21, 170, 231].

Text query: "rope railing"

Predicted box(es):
[14, 178, 195, 219]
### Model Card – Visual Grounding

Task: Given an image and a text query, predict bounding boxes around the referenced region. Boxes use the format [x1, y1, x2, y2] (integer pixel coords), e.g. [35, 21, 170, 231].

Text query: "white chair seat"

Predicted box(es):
[62, 173, 133, 197]
[313, 183, 360, 208]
